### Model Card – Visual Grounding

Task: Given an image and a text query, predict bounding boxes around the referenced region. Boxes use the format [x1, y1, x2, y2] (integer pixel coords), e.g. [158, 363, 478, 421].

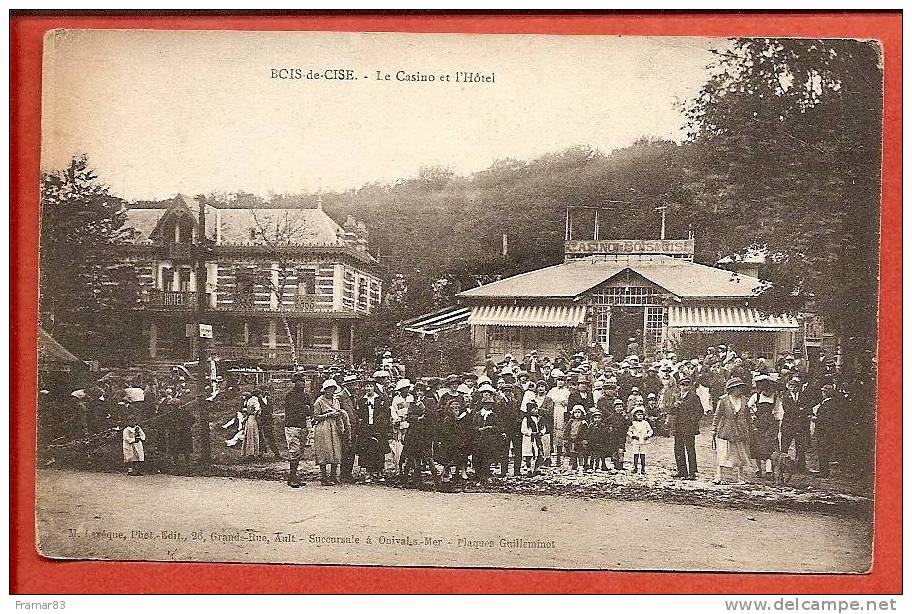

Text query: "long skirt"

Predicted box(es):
[358, 434, 387, 472]
[314, 418, 344, 464]
[241, 415, 261, 457]
[696, 386, 712, 414]
[716, 438, 752, 468]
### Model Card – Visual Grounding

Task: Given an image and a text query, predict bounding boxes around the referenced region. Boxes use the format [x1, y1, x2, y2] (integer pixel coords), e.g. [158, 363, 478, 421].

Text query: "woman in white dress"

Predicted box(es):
[240, 390, 262, 460]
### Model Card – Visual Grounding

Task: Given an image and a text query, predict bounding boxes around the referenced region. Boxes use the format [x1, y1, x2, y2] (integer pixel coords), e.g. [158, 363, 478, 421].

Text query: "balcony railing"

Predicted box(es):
[164, 242, 193, 260]
[211, 345, 352, 366]
[295, 293, 317, 311]
[144, 289, 197, 308]
[214, 293, 337, 314]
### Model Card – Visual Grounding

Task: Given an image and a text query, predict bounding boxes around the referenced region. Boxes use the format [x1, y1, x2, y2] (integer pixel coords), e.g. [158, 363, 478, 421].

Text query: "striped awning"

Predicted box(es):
[468, 304, 587, 328]
[668, 305, 799, 331]
[401, 305, 472, 336]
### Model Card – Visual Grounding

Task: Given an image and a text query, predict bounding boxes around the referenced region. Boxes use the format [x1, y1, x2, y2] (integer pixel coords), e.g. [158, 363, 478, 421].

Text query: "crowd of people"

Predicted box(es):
[46, 367, 201, 474]
[224, 344, 849, 489]
[46, 343, 852, 491]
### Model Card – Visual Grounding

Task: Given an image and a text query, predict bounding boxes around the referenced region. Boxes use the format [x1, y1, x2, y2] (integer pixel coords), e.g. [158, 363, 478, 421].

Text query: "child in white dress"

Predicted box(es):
[627, 406, 653, 474]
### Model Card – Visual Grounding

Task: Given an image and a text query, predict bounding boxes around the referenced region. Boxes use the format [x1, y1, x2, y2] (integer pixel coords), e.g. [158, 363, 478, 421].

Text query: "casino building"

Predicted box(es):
[448, 237, 803, 363]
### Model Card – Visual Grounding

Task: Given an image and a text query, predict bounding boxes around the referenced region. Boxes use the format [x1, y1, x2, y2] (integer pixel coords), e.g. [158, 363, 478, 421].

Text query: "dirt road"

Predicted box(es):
[36, 469, 871, 572]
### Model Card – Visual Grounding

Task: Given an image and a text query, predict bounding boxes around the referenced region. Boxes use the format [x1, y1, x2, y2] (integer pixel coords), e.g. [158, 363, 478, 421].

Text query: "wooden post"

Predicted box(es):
[195, 198, 211, 467]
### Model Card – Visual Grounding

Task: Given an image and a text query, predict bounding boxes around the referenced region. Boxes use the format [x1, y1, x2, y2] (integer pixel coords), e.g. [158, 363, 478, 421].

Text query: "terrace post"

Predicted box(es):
[195, 199, 212, 467]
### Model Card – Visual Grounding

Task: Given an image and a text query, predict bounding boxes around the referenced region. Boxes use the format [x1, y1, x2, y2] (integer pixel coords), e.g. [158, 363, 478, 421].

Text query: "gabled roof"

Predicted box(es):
[124, 195, 348, 247]
[38, 328, 80, 365]
[458, 256, 765, 301]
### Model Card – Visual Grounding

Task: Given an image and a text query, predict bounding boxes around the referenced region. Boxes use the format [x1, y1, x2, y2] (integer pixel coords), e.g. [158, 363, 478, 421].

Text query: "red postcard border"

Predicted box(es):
[10, 11, 902, 595]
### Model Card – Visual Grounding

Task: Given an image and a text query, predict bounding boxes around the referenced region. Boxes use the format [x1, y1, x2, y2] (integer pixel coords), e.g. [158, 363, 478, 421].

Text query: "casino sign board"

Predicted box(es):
[565, 238, 694, 259]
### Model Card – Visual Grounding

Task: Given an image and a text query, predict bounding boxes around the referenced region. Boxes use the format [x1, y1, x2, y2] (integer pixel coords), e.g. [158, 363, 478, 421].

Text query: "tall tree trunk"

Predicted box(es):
[282, 314, 298, 368]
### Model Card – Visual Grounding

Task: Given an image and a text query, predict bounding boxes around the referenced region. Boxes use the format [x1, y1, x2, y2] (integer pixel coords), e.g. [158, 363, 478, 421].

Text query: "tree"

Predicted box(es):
[246, 206, 315, 367]
[683, 38, 882, 375]
[39, 155, 142, 358]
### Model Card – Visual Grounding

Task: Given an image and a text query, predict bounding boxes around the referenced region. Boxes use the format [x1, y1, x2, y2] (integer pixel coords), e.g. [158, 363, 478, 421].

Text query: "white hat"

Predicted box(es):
[395, 378, 412, 390]
[372, 370, 390, 379]
[321, 379, 340, 392]
[477, 382, 497, 394]
[551, 368, 565, 378]
[477, 375, 492, 384]
[383, 351, 393, 358]
[456, 383, 473, 395]
[70, 389, 87, 399]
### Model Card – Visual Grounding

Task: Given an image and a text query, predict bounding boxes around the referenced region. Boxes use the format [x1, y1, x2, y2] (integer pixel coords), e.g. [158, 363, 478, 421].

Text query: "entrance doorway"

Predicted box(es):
[608, 306, 644, 358]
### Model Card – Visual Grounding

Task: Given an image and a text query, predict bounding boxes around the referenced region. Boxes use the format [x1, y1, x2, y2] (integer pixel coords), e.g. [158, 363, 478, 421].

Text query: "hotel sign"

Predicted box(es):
[565, 238, 695, 256]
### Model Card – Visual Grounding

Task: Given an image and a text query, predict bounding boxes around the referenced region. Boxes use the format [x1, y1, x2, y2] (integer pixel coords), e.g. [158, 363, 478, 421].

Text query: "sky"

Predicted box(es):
[41, 30, 720, 201]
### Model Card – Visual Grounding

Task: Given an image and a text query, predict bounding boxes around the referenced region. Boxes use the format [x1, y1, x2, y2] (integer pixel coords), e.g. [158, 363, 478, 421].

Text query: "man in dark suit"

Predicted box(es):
[338, 374, 362, 483]
[814, 383, 844, 478]
[780, 376, 812, 471]
[284, 373, 313, 488]
[672, 375, 703, 479]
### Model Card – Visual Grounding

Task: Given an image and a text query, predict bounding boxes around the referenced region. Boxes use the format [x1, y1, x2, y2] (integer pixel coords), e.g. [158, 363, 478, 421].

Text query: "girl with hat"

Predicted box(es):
[472, 383, 505, 485]
[710, 377, 753, 484]
[519, 400, 545, 475]
[586, 408, 612, 472]
[565, 404, 590, 475]
[748, 374, 783, 479]
[436, 395, 466, 485]
[399, 393, 441, 489]
[121, 408, 147, 475]
[564, 377, 593, 468]
[607, 398, 630, 471]
[240, 389, 263, 461]
[627, 405, 653, 474]
[313, 379, 350, 486]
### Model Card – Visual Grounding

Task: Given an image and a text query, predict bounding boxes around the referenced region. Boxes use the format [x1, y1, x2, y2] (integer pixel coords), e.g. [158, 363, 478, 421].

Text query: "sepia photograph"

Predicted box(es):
[31, 28, 882, 574]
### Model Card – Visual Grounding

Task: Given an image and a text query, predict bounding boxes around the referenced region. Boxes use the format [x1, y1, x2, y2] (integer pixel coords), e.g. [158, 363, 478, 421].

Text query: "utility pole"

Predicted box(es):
[655, 205, 668, 240]
[195, 198, 212, 467]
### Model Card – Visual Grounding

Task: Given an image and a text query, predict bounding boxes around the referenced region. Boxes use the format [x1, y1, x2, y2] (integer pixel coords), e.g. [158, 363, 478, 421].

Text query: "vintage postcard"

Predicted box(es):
[34, 29, 880, 572]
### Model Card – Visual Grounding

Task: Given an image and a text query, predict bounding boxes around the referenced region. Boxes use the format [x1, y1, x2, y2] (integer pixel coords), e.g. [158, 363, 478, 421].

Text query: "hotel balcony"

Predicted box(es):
[210, 345, 352, 367]
[143, 289, 197, 309]
[164, 242, 193, 260]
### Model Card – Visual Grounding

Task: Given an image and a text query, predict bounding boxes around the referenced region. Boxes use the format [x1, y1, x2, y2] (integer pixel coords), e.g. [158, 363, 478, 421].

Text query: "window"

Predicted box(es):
[593, 306, 610, 345]
[161, 267, 174, 291]
[488, 326, 522, 357]
[177, 267, 193, 292]
[591, 285, 664, 306]
[235, 269, 256, 308]
[312, 327, 333, 349]
[644, 306, 667, 353]
[297, 268, 316, 295]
